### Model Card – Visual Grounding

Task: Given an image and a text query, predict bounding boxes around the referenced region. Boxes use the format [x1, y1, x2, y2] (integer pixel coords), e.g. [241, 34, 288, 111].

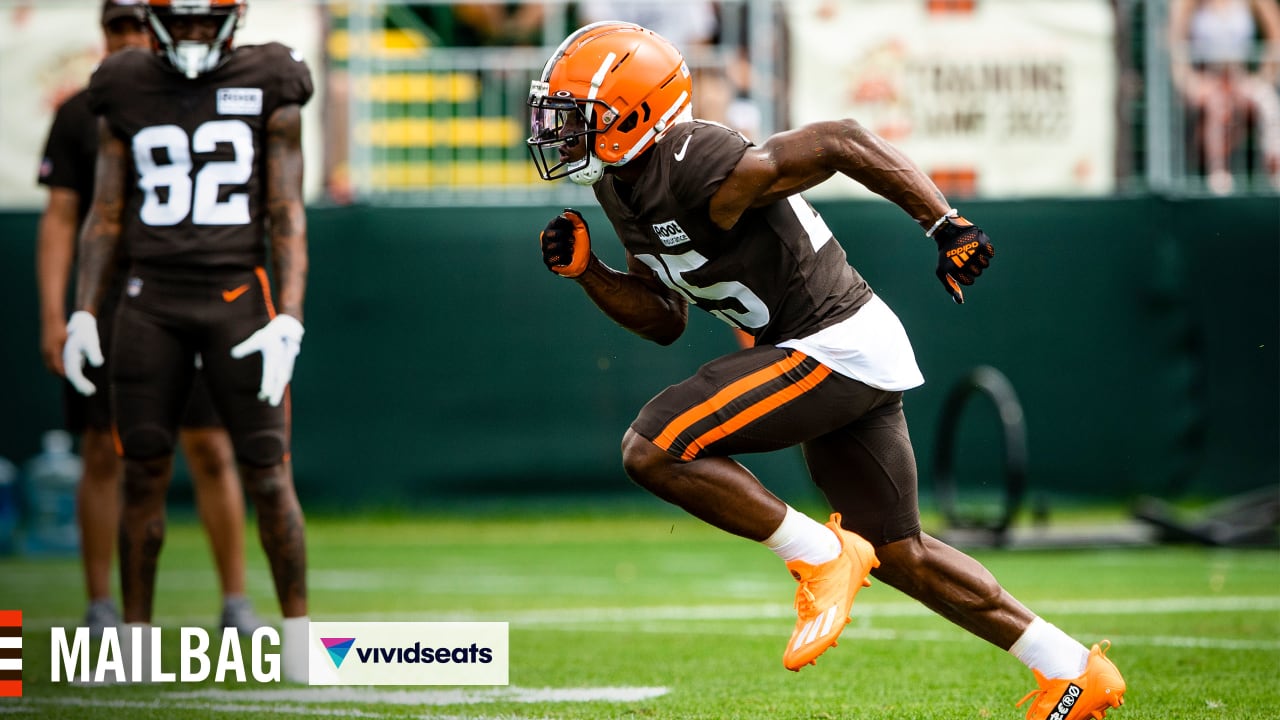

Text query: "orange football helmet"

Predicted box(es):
[528, 21, 692, 185]
[145, 0, 246, 79]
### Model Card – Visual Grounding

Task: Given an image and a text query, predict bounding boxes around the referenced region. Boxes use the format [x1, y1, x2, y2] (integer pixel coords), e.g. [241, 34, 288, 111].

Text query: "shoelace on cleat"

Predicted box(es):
[1015, 687, 1043, 710]
[794, 583, 817, 616]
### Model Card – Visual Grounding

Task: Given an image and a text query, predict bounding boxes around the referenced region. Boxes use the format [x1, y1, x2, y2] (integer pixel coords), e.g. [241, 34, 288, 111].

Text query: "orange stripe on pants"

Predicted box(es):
[254, 266, 277, 319]
[680, 363, 833, 461]
[653, 352, 810, 454]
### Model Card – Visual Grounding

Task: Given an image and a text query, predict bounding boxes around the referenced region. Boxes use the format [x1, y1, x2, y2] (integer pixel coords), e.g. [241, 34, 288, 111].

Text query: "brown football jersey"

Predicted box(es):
[87, 43, 313, 270]
[37, 88, 97, 224]
[594, 121, 871, 346]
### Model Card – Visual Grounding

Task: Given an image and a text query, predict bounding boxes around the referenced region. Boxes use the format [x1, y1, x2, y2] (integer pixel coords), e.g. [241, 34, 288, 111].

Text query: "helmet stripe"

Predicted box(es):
[619, 90, 690, 164]
[583, 52, 615, 124]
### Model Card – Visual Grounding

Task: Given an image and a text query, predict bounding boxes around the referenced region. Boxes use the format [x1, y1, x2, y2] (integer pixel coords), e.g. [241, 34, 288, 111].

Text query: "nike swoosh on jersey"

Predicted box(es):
[222, 284, 251, 303]
[673, 135, 692, 161]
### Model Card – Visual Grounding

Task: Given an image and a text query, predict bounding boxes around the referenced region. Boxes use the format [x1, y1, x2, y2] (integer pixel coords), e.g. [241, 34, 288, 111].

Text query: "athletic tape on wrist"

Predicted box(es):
[926, 208, 960, 238]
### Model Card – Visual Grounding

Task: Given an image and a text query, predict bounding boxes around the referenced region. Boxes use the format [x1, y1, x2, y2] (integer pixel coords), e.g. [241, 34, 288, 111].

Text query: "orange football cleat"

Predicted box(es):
[1017, 641, 1126, 720]
[782, 513, 879, 671]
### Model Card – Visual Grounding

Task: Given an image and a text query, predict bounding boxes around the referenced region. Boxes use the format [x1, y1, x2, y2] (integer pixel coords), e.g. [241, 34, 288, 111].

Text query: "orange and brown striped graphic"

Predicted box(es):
[0, 610, 20, 697]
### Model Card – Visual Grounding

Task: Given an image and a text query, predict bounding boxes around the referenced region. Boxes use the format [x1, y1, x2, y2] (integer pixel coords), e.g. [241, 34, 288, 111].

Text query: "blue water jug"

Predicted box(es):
[22, 430, 82, 556]
[0, 456, 16, 556]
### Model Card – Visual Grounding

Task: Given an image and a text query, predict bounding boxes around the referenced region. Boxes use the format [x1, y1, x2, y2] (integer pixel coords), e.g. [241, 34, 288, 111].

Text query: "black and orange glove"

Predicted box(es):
[929, 211, 995, 304]
[540, 208, 592, 278]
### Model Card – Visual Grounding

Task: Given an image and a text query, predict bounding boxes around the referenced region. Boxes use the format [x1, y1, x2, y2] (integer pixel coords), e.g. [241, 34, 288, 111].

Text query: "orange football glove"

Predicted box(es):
[540, 208, 592, 278]
[930, 215, 995, 304]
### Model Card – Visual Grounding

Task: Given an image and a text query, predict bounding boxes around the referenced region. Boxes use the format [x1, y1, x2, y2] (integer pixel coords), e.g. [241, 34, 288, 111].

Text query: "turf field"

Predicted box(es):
[2, 510, 1278, 719]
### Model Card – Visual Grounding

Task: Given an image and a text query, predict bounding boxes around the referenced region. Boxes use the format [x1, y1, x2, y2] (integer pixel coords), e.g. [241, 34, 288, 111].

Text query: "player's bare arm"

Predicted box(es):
[265, 103, 307, 321]
[574, 252, 689, 346]
[1252, 0, 1280, 84]
[538, 207, 688, 344]
[36, 187, 80, 375]
[74, 118, 128, 316]
[710, 119, 957, 232]
[238, 101, 311, 608]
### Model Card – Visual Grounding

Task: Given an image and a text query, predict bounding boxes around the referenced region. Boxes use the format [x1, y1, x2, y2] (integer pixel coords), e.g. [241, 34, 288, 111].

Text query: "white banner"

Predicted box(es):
[786, 0, 1116, 198]
[308, 622, 509, 686]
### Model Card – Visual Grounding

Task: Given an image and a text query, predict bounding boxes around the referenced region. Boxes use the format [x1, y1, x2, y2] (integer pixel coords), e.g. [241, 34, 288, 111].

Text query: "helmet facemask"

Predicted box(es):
[527, 80, 614, 186]
[146, 2, 242, 79]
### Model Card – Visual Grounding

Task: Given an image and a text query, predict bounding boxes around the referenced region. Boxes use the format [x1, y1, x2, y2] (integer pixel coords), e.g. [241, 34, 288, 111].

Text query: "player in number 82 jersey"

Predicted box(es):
[86, 28, 311, 268]
[65, 0, 313, 684]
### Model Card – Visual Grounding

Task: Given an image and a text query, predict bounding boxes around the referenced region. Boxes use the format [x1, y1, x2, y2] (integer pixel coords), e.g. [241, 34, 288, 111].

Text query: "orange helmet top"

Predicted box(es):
[528, 22, 692, 184]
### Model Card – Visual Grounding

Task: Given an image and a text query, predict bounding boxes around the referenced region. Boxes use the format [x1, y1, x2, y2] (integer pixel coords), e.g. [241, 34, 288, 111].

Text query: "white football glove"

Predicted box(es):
[230, 314, 304, 407]
[63, 310, 104, 396]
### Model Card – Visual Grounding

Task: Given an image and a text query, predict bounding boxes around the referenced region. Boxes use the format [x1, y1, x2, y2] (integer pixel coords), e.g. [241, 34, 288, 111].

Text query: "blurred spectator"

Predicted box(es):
[451, 3, 546, 46]
[714, 2, 790, 140]
[577, 1, 716, 52]
[322, 3, 354, 204]
[1170, 0, 1280, 193]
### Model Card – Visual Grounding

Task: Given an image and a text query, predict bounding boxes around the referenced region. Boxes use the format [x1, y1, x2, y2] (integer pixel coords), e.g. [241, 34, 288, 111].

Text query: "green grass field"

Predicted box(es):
[2, 510, 1278, 719]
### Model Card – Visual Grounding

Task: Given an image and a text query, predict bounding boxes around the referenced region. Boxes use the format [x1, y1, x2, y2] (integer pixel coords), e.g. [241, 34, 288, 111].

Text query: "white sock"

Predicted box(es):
[762, 506, 841, 565]
[282, 615, 310, 684]
[1009, 617, 1090, 679]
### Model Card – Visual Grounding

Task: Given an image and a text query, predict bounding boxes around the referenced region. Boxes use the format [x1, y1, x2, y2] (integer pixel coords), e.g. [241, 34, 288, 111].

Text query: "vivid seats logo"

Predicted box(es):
[0, 611, 20, 697]
[308, 622, 507, 686]
[321, 638, 355, 669]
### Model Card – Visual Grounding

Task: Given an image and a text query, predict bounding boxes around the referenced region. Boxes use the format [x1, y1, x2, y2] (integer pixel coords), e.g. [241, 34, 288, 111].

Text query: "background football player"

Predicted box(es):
[36, 0, 264, 640]
[529, 21, 1125, 720]
[62, 0, 310, 682]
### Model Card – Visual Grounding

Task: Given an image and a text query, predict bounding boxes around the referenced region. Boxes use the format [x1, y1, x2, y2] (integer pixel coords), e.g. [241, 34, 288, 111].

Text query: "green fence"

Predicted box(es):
[2, 196, 1275, 510]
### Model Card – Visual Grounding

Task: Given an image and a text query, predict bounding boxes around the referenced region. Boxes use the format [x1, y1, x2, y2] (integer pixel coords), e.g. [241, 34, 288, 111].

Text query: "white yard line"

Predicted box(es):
[6, 698, 404, 718]
[20, 594, 1279, 630]
[1105, 634, 1280, 651]
[586, 623, 1280, 651]
[341, 594, 1280, 624]
[10, 686, 669, 718]
[168, 686, 670, 705]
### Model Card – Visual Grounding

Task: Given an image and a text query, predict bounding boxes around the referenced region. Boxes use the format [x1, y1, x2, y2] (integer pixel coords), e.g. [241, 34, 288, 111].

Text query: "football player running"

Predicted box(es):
[528, 22, 1125, 720]
[63, 0, 310, 682]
